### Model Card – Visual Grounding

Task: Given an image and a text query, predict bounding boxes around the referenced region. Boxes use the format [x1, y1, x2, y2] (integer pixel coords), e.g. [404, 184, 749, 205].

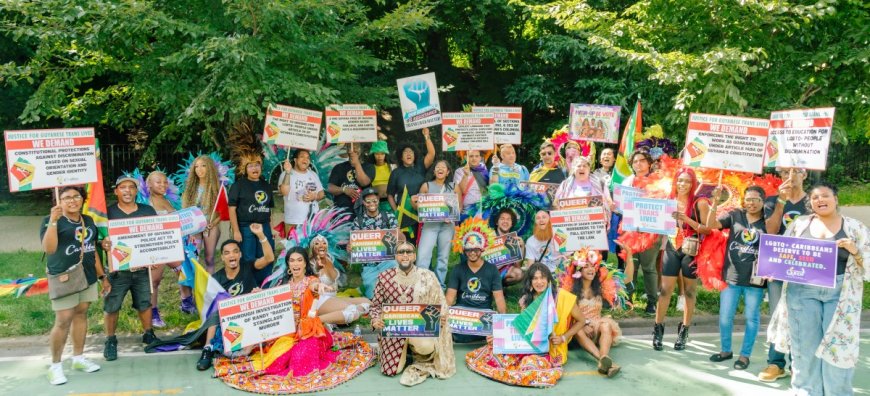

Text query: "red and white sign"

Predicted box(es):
[550, 207, 609, 252]
[325, 104, 378, 143]
[472, 106, 522, 145]
[218, 285, 295, 354]
[682, 113, 769, 174]
[107, 214, 184, 271]
[262, 104, 322, 150]
[765, 107, 835, 170]
[4, 128, 97, 192]
[441, 112, 495, 152]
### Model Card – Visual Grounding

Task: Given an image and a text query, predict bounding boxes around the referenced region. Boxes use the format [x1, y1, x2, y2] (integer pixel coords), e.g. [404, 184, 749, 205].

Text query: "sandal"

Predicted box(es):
[606, 365, 621, 378]
[709, 352, 733, 362]
[734, 357, 750, 370]
[598, 356, 613, 374]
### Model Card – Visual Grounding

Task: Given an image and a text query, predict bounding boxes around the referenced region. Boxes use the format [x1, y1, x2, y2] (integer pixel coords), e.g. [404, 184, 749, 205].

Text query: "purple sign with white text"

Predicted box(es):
[756, 234, 838, 288]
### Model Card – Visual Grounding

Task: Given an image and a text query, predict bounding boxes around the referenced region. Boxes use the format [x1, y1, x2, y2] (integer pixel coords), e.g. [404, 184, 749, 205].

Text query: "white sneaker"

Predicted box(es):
[47, 364, 67, 385]
[676, 296, 686, 312]
[71, 357, 101, 373]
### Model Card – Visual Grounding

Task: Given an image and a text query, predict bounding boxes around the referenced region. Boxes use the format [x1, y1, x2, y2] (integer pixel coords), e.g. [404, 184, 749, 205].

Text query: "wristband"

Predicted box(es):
[259, 238, 268, 243]
[47, 222, 57, 227]
[777, 198, 787, 205]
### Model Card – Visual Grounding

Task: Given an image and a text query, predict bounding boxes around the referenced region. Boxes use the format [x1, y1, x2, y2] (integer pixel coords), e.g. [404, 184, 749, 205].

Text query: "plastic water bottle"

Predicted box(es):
[353, 324, 362, 337]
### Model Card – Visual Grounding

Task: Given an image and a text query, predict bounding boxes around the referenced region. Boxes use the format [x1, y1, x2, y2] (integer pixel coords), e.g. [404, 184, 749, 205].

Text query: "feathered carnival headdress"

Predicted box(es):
[453, 217, 497, 254]
[261, 135, 346, 189]
[549, 125, 596, 170]
[559, 248, 630, 309]
[171, 152, 234, 192]
[227, 118, 263, 176]
[634, 125, 677, 161]
[467, 183, 549, 238]
[130, 168, 181, 209]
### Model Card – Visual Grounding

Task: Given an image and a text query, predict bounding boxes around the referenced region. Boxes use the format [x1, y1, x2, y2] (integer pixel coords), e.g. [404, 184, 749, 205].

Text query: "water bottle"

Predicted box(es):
[353, 324, 362, 337]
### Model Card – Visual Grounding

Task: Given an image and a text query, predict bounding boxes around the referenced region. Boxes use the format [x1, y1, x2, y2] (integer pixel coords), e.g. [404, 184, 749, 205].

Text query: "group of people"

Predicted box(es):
[41, 129, 868, 395]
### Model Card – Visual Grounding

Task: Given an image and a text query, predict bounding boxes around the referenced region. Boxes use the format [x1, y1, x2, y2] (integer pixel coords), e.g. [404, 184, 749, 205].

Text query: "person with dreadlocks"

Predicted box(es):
[228, 145, 275, 285]
[181, 155, 222, 275]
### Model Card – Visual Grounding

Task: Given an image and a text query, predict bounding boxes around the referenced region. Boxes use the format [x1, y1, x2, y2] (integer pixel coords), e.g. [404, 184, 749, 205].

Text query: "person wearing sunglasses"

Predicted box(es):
[228, 153, 275, 284]
[446, 235, 507, 343]
[352, 188, 401, 299]
[529, 141, 566, 184]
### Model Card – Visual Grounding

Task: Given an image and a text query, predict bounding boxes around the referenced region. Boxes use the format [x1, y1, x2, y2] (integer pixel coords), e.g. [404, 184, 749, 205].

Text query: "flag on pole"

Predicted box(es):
[83, 140, 108, 239]
[511, 287, 558, 353]
[213, 184, 230, 221]
[396, 185, 418, 237]
[181, 247, 229, 330]
[611, 100, 642, 186]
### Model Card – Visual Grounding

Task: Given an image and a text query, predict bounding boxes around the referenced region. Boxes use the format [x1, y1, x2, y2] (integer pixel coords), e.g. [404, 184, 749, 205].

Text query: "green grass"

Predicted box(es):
[838, 183, 870, 206]
[0, 190, 54, 216]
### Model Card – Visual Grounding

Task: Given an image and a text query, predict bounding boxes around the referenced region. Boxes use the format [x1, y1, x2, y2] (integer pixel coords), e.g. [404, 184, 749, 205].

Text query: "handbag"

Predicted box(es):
[680, 199, 704, 256]
[47, 231, 89, 300]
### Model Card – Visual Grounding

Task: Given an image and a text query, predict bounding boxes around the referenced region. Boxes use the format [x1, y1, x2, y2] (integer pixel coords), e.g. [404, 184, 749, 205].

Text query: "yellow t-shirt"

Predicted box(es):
[373, 164, 391, 187]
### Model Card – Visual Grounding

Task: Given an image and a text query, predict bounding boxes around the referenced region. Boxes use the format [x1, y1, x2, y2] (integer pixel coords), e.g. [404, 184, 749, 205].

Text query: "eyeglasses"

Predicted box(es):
[396, 249, 415, 255]
[744, 198, 762, 203]
[61, 195, 83, 202]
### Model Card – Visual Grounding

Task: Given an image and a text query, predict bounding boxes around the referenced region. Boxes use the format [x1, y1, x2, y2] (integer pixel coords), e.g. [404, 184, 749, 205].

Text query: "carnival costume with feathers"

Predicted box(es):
[559, 248, 630, 309]
[453, 217, 497, 254]
[615, 155, 681, 257]
[634, 125, 678, 162]
[171, 152, 234, 193]
[467, 183, 550, 239]
[261, 136, 346, 193]
[128, 168, 182, 209]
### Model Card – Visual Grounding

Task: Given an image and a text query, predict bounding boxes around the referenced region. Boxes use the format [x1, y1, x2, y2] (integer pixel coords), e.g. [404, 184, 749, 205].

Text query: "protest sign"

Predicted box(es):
[176, 207, 207, 237]
[765, 107, 835, 170]
[380, 304, 442, 338]
[612, 184, 646, 214]
[349, 229, 399, 264]
[441, 112, 495, 152]
[416, 193, 460, 222]
[493, 314, 538, 354]
[756, 234, 838, 288]
[550, 207, 609, 252]
[471, 106, 522, 145]
[4, 128, 97, 192]
[519, 181, 559, 204]
[569, 104, 621, 143]
[218, 285, 295, 354]
[557, 195, 603, 210]
[262, 104, 322, 150]
[107, 214, 184, 271]
[447, 307, 495, 336]
[622, 198, 678, 236]
[682, 113, 769, 174]
[325, 104, 378, 144]
[397, 72, 442, 131]
[483, 232, 524, 269]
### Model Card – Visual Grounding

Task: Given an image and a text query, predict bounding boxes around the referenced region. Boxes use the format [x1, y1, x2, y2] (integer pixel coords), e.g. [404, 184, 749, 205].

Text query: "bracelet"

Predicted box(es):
[777, 198, 787, 205]
[259, 238, 268, 243]
[47, 222, 57, 227]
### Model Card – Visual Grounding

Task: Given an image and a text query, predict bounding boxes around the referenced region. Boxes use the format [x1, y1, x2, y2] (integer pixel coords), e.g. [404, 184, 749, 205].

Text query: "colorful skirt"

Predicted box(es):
[214, 332, 375, 394]
[465, 345, 562, 388]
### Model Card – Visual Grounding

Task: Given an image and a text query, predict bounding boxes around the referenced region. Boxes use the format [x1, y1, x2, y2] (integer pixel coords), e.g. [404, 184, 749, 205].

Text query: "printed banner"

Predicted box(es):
[176, 207, 207, 237]
[4, 128, 97, 192]
[483, 232, 524, 268]
[756, 234, 838, 288]
[416, 193, 460, 222]
[471, 106, 522, 145]
[765, 107, 835, 170]
[622, 197, 678, 236]
[447, 307, 495, 336]
[519, 181, 559, 204]
[262, 104, 323, 150]
[682, 113, 769, 174]
[397, 72, 442, 131]
[349, 229, 399, 264]
[380, 304, 442, 338]
[569, 104, 621, 143]
[550, 207, 609, 252]
[441, 112, 495, 152]
[612, 184, 646, 214]
[493, 314, 538, 354]
[218, 285, 295, 354]
[557, 195, 603, 210]
[325, 104, 378, 143]
[107, 214, 184, 271]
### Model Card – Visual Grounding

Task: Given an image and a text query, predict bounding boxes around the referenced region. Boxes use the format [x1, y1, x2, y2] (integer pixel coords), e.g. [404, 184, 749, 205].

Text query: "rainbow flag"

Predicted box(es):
[611, 100, 642, 187]
[512, 287, 557, 353]
[83, 140, 108, 239]
[181, 248, 229, 332]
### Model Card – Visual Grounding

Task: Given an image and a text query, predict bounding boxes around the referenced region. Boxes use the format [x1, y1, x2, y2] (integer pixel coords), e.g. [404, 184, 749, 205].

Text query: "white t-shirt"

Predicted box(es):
[525, 235, 561, 272]
[279, 170, 323, 225]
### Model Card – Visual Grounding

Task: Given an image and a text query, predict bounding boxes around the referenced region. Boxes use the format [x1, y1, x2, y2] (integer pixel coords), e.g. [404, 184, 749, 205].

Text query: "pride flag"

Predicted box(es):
[611, 100, 642, 187]
[512, 287, 558, 354]
[182, 248, 229, 331]
[83, 140, 108, 239]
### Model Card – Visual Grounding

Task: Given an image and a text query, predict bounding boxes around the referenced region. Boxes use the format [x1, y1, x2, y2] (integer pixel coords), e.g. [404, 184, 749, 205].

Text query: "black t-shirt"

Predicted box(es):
[40, 215, 99, 284]
[228, 178, 273, 224]
[447, 261, 503, 310]
[387, 162, 428, 227]
[799, 223, 849, 276]
[213, 262, 258, 297]
[718, 209, 766, 287]
[764, 195, 808, 235]
[537, 168, 566, 184]
[107, 203, 158, 219]
[329, 161, 376, 210]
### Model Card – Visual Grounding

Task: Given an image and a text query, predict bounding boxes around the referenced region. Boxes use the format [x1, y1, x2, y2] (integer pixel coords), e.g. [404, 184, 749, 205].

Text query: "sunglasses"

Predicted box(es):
[464, 248, 482, 253]
[396, 249, 415, 255]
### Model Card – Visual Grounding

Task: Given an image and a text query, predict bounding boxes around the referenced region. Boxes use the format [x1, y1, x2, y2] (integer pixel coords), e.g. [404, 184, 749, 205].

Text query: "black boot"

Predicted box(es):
[653, 323, 664, 351]
[675, 322, 689, 351]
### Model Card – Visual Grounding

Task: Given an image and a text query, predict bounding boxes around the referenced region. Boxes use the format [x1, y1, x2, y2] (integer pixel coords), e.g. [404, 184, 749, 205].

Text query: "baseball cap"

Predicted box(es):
[360, 187, 378, 199]
[114, 175, 140, 189]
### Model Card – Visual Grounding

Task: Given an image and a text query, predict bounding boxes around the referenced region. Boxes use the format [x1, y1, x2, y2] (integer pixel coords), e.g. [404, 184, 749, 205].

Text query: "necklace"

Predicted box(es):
[63, 214, 82, 225]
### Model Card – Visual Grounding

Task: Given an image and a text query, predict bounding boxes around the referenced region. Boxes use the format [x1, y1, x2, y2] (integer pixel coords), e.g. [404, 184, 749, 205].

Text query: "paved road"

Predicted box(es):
[3, 332, 868, 395]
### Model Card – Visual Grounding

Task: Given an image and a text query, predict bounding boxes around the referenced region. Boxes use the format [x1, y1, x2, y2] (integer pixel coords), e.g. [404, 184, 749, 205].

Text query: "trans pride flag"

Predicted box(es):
[512, 287, 558, 354]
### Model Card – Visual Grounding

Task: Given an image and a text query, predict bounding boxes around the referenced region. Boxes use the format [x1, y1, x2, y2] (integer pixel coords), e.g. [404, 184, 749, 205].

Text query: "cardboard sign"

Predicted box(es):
[519, 181, 559, 204]
[441, 112, 495, 152]
[483, 232, 524, 268]
[349, 229, 399, 264]
[325, 104, 378, 143]
[218, 285, 295, 354]
[107, 214, 185, 271]
[176, 207, 207, 237]
[682, 113, 769, 174]
[765, 107, 835, 170]
[262, 104, 323, 150]
[550, 207, 609, 252]
[416, 193, 460, 222]
[493, 314, 538, 354]
[380, 304, 442, 338]
[756, 234, 838, 288]
[447, 307, 495, 336]
[569, 104, 621, 143]
[4, 128, 97, 192]
[397, 72, 442, 131]
[612, 184, 646, 214]
[471, 106, 522, 145]
[622, 198, 678, 236]
[557, 195, 603, 210]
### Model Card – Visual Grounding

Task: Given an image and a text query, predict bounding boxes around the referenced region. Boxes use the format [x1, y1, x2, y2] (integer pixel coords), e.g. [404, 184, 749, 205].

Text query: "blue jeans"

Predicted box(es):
[416, 221, 455, 287]
[786, 275, 852, 396]
[767, 280, 788, 368]
[718, 284, 764, 357]
[239, 222, 275, 285]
